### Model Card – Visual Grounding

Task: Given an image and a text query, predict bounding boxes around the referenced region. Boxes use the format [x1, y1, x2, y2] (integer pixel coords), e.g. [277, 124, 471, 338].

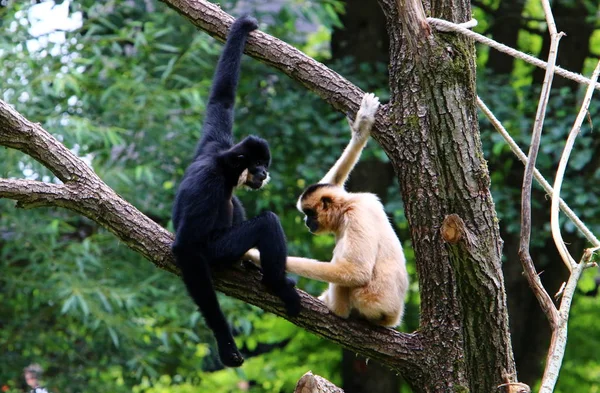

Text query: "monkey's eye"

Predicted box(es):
[303, 208, 316, 217]
[237, 154, 245, 160]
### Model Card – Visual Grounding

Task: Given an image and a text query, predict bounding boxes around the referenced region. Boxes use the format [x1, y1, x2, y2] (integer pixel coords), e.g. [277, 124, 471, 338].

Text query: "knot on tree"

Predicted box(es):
[441, 214, 475, 247]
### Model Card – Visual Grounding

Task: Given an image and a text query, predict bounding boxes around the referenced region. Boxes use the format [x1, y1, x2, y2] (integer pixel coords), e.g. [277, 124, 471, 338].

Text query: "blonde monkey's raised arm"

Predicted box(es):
[319, 93, 380, 187]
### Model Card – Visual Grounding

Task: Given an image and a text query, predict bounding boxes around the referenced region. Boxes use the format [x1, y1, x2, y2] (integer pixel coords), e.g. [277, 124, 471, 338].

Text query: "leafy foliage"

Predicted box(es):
[1, 0, 599, 392]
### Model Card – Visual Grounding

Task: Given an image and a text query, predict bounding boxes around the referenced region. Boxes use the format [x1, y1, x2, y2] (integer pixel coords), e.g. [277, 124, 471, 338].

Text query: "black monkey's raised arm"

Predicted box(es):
[196, 16, 258, 157]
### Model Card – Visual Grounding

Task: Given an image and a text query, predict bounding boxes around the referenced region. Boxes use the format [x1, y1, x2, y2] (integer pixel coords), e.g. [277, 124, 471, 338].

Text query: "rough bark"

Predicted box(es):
[378, 0, 516, 391]
[1, 0, 520, 391]
[294, 372, 344, 393]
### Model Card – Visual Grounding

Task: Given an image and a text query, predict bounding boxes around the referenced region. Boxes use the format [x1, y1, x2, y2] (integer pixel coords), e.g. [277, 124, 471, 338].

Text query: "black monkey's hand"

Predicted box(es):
[232, 15, 259, 33]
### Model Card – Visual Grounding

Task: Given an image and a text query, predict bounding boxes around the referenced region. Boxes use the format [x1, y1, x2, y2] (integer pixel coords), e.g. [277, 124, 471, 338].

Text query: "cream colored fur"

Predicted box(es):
[295, 93, 408, 327]
[247, 93, 408, 327]
[319, 92, 379, 187]
[289, 189, 408, 327]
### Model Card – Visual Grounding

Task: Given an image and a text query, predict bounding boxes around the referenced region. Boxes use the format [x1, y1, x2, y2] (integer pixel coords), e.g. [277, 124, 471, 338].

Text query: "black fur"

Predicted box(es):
[300, 183, 332, 201]
[171, 16, 300, 368]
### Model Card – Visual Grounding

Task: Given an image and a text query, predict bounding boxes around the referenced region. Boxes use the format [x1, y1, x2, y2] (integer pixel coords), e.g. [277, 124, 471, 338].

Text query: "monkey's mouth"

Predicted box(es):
[245, 173, 270, 190]
[246, 178, 264, 190]
[305, 219, 320, 234]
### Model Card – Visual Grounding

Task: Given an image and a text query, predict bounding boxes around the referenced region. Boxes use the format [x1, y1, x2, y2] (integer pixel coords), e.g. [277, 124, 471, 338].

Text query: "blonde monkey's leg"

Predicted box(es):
[320, 284, 351, 319]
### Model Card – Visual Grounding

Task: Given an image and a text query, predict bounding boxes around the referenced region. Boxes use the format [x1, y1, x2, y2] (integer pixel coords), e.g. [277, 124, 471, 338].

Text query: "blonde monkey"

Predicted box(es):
[250, 93, 408, 327]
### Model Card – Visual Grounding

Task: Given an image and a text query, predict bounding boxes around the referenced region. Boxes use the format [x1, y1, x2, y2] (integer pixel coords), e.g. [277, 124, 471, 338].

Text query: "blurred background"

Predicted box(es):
[0, 0, 599, 392]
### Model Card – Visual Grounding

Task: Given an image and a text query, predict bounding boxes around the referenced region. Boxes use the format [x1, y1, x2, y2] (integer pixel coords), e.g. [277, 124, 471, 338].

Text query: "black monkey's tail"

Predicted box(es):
[174, 249, 245, 367]
[208, 16, 258, 107]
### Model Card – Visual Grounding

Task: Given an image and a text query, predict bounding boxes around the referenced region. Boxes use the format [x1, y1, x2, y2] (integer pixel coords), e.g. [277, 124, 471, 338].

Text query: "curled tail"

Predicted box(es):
[319, 93, 380, 187]
[208, 16, 258, 106]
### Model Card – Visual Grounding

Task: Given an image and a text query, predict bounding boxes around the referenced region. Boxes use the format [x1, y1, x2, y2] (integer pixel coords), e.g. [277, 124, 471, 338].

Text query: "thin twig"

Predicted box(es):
[426, 18, 600, 91]
[539, 247, 598, 393]
[518, 0, 563, 328]
[550, 60, 600, 271]
[477, 97, 600, 248]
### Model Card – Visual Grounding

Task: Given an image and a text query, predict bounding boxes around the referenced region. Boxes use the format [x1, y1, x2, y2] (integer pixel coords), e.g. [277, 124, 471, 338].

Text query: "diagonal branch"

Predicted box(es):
[0, 101, 95, 183]
[0, 98, 423, 374]
[549, 60, 600, 271]
[0, 179, 79, 209]
[159, 0, 390, 134]
[518, 0, 563, 329]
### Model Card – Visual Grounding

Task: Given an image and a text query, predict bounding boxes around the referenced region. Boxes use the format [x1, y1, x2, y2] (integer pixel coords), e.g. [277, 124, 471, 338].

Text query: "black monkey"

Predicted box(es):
[171, 16, 301, 368]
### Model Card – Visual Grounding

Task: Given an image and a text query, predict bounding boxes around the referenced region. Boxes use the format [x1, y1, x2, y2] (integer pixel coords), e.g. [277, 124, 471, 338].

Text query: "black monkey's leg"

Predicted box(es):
[172, 244, 244, 367]
[204, 212, 301, 316]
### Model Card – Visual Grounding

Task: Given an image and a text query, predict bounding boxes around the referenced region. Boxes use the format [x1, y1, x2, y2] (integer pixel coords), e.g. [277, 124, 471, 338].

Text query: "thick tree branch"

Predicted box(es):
[0, 179, 79, 209]
[158, 0, 390, 134]
[0, 98, 423, 374]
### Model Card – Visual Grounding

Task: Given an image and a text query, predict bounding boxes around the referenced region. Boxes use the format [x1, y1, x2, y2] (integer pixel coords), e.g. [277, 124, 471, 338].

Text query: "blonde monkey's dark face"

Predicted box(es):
[297, 184, 340, 234]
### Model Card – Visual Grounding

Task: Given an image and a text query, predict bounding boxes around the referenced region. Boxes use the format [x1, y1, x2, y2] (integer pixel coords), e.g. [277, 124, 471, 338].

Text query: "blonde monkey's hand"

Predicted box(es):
[243, 248, 261, 266]
[352, 93, 380, 142]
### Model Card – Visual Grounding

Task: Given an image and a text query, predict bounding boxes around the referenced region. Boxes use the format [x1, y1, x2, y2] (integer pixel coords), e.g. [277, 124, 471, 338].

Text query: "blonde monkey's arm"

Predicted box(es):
[319, 93, 380, 187]
[286, 256, 373, 287]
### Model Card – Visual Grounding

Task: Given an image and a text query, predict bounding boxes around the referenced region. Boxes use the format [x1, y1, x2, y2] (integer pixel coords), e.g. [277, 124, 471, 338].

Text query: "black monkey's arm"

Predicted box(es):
[196, 16, 258, 156]
[208, 16, 258, 107]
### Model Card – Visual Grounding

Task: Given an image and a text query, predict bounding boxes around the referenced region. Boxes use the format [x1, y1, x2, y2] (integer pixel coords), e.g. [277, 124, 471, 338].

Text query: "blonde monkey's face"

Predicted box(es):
[297, 184, 345, 235]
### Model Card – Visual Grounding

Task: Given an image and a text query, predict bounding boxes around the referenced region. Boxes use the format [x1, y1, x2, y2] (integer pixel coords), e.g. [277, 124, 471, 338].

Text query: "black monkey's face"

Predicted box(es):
[232, 136, 271, 190]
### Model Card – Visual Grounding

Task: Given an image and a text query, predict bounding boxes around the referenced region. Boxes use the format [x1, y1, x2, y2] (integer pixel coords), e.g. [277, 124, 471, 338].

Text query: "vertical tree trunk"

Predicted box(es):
[375, 0, 517, 390]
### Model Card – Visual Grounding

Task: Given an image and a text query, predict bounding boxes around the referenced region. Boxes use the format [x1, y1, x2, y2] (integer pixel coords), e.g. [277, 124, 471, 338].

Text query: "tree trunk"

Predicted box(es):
[376, 0, 516, 390]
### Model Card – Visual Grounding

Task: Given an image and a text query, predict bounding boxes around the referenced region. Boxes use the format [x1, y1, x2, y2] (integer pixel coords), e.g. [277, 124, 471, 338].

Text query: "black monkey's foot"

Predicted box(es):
[217, 340, 245, 367]
[263, 278, 301, 317]
[232, 15, 258, 33]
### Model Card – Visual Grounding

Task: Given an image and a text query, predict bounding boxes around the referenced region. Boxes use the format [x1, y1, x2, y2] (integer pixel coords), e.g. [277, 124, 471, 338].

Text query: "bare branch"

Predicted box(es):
[0, 179, 78, 209]
[159, 0, 389, 135]
[477, 97, 600, 248]
[426, 18, 600, 91]
[0, 97, 423, 373]
[0, 100, 96, 183]
[396, 0, 431, 41]
[518, 0, 563, 328]
[550, 60, 600, 271]
[539, 248, 598, 393]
